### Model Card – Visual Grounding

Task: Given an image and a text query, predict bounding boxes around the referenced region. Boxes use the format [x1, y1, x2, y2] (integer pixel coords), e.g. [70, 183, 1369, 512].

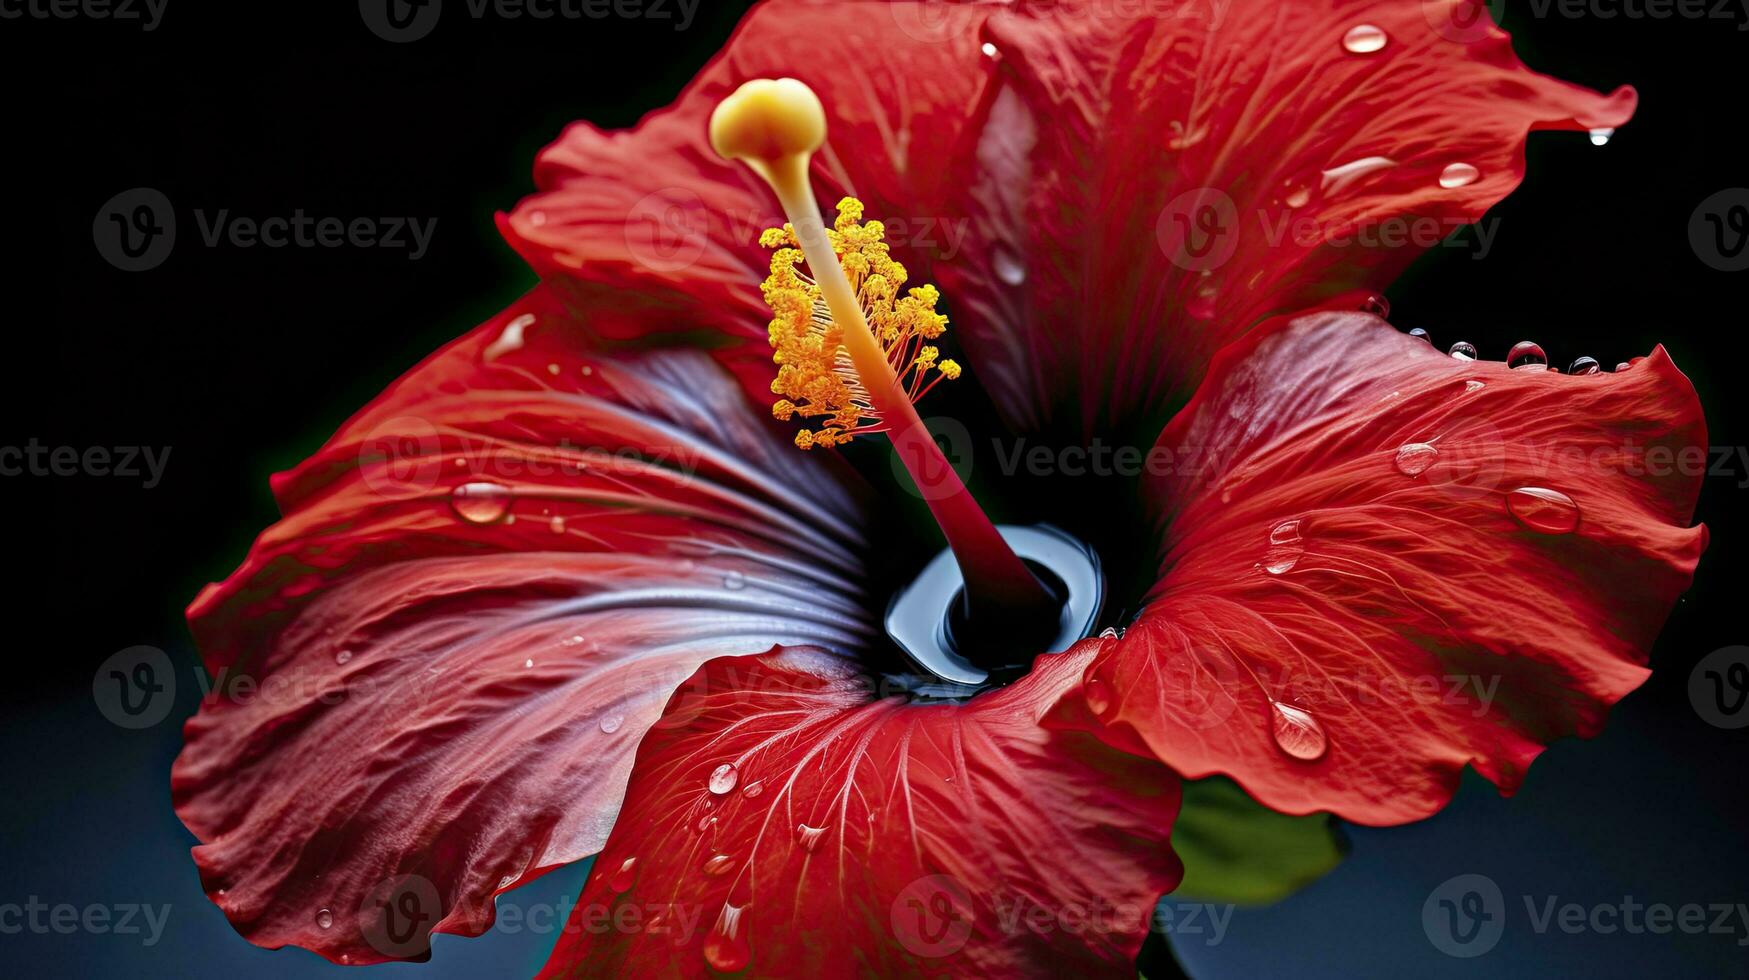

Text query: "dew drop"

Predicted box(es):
[1097, 627, 1120, 639]
[1438, 162, 1480, 189]
[1085, 677, 1117, 719]
[1321, 156, 1396, 195]
[316, 908, 334, 930]
[1394, 442, 1439, 476]
[795, 824, 827, 853]
[450, 482, 513, 524]
[1261, 519, 1304, 575]
[1284, 184, 1311, 208]
[1506, 341, 1548, 371]
[1448, 341, 1478, 361]
[1464, 380, 1487, 393]
[1360, 294, 1391, 318]
[695, 814, 718, 833]
[1615, 362, 1631, 372]
[1341, 23, 1388, 54]
[703, 904, 752, 973]
[524, 658, 534, 669]
[722, 570, 746, 591]
[1506, 487, 1580, 534]
[599, 713, 624, 735]
[740, 780, 763, 800]
[549, 515, 566, 534]
[1269, 701, 1328, 761]
[992, 245, 1026, 286]
[703, 854, 735, 877]
[608, 856, 638, 894]
[1567, 356, 1601, 376]
[483, 313, 535, 361]
[334, 650, 353, 666]
[708, 763, 739, 795]
[1407, 327, 1431, 344]
[980, 41, 998, 58]
[1187, 281, 1218, 320]
[1589, 127, 1614, 146]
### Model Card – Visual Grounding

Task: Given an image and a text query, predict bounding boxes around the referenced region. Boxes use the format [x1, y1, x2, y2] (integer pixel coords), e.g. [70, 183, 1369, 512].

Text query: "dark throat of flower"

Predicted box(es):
[709, 78, 1068, 672]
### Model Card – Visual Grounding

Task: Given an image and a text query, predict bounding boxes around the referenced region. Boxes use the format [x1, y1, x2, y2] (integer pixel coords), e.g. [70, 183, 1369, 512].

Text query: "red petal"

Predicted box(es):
[944, 0, 1636, 429]
[500, 0, 999, 390]
[1070, 312, 1705, 825]
[176, 288, 869, 963]
[540, 641, 1183, 978]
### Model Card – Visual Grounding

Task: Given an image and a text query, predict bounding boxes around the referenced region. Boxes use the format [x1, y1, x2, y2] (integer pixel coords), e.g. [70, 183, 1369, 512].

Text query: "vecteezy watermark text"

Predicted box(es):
[0, 0, 167, 30]
[0, 898, 171, 946]
[359, 0, 700, 42]
[1, 440, 170, 488]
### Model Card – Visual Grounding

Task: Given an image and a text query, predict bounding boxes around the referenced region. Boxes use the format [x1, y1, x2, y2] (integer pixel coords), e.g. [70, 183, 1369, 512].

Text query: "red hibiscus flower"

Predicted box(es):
[174, 1, 1705, 977]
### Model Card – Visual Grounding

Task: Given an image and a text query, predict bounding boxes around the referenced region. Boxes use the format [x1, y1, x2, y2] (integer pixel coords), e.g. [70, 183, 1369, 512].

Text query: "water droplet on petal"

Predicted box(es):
[524, 658, 534, 669]
[703, 854, 735, 877]
[450, 482, 513, 524]
[1449, 341, 1478, 361]
[695, 814, 717, 833]
[1567, 356, 1600, 376]
[549, 515, 566, 534]
[1407, 327, 1431, 344]
[483, 313, 535, 360]
[316, 909, 334, 930]
[599, 713, 624, 735]
[1269, 701, 1328, 761]
[1589, 127, 1614, 146]
[1342, 23, 1388, 54]
[1438, 162, 1480, 189]
[334, 650, 353, 666]
[1616, 362, 1631, 372]
[1507, 341, 1548, 371]
[980, 41, 998, 58]
[722, 570, 746, 590]
[1084, 677, 1113, 717]
[1506, 487, 1580, 534]
[703, 904, 752, 973]
[795, 824, 827, 852]
[1187, 281, 1218, 320]
[1284, 184, 1311, 209]
[608, 856, 639, 894]
[709, 763, 739, 795]
[992, 245, 1026, 286]
[1321, 156, 1396, 195]
[1464, 380, 1486, 392]
[1395, 442, 1439, 476]
[1360, 294, 1391, 318]
[1097, 627, 1120, 639]
[1262, 519, 1304, 575]
[740, 780, 763, 800]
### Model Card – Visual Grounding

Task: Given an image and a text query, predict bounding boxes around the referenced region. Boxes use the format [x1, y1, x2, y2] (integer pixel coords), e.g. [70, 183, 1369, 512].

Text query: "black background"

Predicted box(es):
[2, 1, 1745, 977]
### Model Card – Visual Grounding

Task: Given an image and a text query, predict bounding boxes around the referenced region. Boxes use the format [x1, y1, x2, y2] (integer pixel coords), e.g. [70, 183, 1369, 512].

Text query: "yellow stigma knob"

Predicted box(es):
[709, 78, 826, 168]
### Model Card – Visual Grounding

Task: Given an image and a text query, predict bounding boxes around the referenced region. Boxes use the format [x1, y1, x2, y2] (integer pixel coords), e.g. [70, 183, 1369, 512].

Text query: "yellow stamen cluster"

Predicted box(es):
[760, 198, 960, 449]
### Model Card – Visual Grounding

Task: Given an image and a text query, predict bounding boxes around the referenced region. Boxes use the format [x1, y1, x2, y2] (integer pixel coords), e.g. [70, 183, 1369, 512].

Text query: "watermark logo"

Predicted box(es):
[1423, 0, 1506, 42]
[360, 874, 441, 958]
[892, 416, 974, 501]
[92, 646, 176, 729]
[1157, 187, 1239, 273]
[1690, 189, 1749, 271]
[93, 188, 175, 272]
[1690, 646, 1749, 729]
[891, 874, 975, 958]
[359, 0, 442, 41]
[1423, 873, 1506, 957]
[624, 188, 711, 274]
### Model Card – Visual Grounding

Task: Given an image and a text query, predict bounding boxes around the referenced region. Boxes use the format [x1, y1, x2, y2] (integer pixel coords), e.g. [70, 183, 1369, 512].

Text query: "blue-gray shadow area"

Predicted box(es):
[1170, 688, 1748, 979]
[0, 663, 592, 979]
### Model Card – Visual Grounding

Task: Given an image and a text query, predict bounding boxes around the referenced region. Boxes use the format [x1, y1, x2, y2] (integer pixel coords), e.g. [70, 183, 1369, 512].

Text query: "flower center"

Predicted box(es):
[709, 78, 1066, 671]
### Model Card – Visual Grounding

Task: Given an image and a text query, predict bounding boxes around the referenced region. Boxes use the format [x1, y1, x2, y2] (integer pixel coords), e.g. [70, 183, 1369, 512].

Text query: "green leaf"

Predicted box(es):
[1169, 776, 1347, 905]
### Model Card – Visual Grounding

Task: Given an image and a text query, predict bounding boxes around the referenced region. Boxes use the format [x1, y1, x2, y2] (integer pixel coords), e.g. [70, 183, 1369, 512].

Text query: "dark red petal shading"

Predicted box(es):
[540, 640, 1183, 979]
[947, 0, 1636, 429]
[499, 0, 1000, 393]
[175, 288, 869, 964]
[1064, 311, 1705, 825]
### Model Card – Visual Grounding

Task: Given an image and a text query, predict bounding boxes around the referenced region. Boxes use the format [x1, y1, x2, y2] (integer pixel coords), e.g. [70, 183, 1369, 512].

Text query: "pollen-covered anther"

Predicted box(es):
[758, 198, 961, 449]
